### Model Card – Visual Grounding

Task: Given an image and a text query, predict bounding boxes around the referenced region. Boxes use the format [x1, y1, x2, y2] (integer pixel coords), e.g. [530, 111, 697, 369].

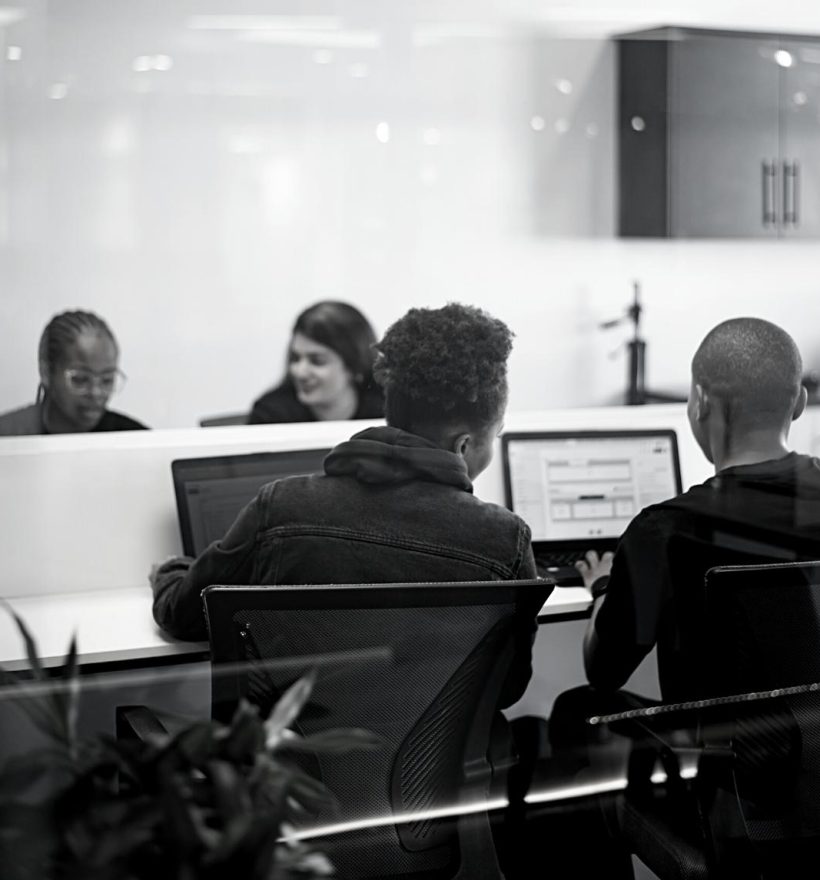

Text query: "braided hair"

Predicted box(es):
[36, 310, 118, 403]
[373, 303, 513, 436]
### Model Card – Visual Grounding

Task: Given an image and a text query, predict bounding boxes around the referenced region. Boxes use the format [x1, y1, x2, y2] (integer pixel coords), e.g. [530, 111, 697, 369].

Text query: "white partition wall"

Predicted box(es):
[0, 419, 382, 598]
[3, 403, 819, 601]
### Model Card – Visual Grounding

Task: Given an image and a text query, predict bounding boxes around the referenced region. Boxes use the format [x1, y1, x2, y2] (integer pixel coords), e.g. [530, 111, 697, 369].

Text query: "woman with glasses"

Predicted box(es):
[0, 310, 147, 435]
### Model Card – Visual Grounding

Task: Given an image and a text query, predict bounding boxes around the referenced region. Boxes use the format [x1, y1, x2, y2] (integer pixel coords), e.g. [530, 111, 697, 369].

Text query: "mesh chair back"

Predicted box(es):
[664, 534, 784, 703]
[706, 561, 820, 851]
[203, 581, 547, 880]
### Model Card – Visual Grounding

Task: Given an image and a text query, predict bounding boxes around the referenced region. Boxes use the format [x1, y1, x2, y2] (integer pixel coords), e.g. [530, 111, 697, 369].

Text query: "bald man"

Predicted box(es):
[577, 317, 820, 702]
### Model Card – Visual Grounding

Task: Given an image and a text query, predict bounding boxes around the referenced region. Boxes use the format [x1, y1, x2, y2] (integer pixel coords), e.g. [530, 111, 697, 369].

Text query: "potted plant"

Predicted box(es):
[0, 607, 378, 880]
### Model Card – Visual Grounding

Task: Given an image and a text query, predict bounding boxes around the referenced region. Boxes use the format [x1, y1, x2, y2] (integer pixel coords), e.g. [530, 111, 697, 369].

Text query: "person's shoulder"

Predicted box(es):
[0, 403, 42, 436]
[622, 487, 703, 537]
[458, 494, 532, 536]
[95, 410, 148, 431]
[250, 384, 311, 424]
[791, 452, 820, 478]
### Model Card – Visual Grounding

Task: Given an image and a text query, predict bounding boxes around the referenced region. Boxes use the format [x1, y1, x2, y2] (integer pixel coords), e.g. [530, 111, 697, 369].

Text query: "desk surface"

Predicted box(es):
[0, 584, 591, 671]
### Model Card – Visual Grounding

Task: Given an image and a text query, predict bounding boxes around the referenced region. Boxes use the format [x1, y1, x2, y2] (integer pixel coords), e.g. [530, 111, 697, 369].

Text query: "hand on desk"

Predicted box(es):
[574, 550, 614, 593]
[148, 556, 193, 595]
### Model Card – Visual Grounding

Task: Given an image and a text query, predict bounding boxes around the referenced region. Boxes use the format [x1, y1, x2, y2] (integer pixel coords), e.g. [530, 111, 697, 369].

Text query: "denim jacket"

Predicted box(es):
[151, 426, 542, 704]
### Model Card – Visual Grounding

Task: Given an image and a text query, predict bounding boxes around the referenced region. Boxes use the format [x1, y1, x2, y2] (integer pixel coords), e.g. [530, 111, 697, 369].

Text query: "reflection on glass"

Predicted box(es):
[775, 49, 795, 68]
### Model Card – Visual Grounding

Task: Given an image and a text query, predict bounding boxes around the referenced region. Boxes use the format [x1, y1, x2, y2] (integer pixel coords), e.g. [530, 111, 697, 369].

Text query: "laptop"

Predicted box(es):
[502, 430, 682, 584]
[172, 448, 330, 557]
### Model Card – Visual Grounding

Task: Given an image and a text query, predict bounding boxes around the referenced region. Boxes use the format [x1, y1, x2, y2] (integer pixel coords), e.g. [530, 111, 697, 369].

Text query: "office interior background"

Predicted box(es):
[3, 0, 820, 428]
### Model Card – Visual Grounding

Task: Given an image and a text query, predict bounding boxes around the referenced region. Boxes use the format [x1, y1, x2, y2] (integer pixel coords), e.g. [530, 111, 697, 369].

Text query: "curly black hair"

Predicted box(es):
[373, 303, 513, 433]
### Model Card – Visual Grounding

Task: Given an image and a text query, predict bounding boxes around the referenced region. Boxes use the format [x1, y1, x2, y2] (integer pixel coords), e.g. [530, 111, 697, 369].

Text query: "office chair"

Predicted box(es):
[615, 559, 820, 879]
[201, 580, 549, 880]
[198, 412, 248, 427]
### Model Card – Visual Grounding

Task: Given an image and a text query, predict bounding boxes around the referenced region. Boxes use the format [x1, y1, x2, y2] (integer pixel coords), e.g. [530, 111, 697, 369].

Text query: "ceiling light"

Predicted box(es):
[775, 49, 794, 68]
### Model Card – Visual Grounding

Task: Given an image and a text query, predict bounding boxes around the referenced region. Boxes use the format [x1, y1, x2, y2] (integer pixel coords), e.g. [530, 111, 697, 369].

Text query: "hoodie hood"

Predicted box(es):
[324, 426, 473, 492]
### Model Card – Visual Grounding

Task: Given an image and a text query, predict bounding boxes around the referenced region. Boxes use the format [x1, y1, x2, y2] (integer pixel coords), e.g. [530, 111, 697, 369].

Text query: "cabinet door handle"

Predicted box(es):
[784, 160, 798, 226]
[793, 161, 800, 226]
[762, 160, 776, 226]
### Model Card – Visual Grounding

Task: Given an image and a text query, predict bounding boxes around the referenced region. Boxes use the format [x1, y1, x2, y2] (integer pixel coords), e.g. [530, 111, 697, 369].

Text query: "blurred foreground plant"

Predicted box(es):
[0, 604, 379, 880]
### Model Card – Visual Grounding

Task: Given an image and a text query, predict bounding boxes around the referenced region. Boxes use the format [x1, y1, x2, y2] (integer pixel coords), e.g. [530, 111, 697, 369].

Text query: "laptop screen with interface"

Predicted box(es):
[172, 448, 330, 557]
[502, 430, 682, 552]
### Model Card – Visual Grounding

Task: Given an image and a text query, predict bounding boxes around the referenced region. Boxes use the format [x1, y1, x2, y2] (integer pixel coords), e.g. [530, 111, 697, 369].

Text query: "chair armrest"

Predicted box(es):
[116, 705, 169, 741]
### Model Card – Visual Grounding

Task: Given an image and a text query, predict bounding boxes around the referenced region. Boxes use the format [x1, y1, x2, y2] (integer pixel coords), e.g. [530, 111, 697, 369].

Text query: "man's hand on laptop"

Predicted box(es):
[575, 550, 614, 594]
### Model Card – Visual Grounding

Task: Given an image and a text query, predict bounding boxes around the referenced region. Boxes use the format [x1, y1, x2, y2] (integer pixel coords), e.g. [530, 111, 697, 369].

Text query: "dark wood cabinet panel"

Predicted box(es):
[618, 27, 820, 238]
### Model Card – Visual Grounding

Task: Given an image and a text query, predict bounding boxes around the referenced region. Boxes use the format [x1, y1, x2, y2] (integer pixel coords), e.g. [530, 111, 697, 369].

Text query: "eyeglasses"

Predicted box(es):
[63, 368, 127, 396]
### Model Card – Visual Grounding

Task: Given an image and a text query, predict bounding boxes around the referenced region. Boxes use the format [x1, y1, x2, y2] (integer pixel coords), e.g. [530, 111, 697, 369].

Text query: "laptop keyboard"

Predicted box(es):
[536, 551, 585, 568]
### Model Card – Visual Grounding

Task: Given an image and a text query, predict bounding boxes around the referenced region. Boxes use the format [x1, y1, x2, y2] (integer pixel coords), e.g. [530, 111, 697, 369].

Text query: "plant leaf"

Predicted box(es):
[264, 672, 316, 751]
[160, 771, 220, 854]
[0, 599, 45, 682]
[60, 633, 80, 749]
[223, 700, 264, 762]
[169, 721, 218, 768]
[207, 759, 253, 823]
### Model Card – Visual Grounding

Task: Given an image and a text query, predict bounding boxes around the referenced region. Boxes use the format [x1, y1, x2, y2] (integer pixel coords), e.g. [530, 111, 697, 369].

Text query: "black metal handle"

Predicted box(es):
[762, 160, 776, 226]
[793, 161, 800, 226]
[783, 160, 797, 225]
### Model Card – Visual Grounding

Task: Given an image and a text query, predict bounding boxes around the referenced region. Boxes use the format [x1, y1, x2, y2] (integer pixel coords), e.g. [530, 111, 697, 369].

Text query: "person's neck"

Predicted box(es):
[309, 387, 359, 421]
[712, 426, 791, 473]
[40, 400, 81, 434]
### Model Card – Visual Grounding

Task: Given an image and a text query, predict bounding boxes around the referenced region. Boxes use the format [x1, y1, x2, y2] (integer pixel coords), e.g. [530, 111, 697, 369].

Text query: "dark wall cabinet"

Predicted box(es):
[618, 27, 820, 237]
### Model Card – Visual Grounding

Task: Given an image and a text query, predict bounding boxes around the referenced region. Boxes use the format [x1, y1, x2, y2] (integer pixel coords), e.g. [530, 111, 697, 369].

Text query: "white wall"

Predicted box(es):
[2, 2, 820, 428]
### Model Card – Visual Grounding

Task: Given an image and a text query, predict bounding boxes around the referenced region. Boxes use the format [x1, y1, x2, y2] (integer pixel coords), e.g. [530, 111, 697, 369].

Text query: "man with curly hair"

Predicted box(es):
[152, 303, 544, 707]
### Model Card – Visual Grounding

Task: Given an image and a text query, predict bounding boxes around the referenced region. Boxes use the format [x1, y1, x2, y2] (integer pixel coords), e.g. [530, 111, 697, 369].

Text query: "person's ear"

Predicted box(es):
[692, 384, 710, 421]
[452, 432, 471, 458]
[793, 385, 808, 421]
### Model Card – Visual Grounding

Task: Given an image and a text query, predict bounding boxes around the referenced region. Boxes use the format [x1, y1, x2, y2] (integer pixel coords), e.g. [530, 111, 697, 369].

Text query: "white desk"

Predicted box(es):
[0, 584, 590, 672]
[0, 587, 207, 672]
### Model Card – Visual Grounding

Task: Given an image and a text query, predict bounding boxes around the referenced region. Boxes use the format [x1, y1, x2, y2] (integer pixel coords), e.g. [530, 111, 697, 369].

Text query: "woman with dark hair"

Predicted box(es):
[248, 301, 383, 424]
[0, 310, 147, 435]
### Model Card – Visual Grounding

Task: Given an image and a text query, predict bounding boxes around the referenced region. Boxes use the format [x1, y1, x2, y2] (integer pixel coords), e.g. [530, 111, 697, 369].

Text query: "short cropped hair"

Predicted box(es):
[291, 301, 377, 390]
[692, 317, 803, 426]
[374, 303, 513, 435]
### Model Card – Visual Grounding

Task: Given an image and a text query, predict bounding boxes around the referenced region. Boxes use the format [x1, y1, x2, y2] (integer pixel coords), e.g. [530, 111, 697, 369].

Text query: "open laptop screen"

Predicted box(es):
[502, 431, 682, 545]
[172, 449, 330, 557]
